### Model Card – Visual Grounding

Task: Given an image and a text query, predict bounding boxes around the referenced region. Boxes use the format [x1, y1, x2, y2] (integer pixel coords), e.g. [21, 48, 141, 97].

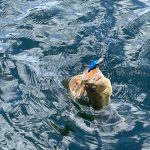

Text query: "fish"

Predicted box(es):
[69, 67, 112, 110]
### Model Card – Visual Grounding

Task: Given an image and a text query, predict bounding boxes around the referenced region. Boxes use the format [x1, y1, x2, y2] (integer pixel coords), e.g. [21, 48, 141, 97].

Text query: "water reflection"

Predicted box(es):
[0, 0, 150, 149]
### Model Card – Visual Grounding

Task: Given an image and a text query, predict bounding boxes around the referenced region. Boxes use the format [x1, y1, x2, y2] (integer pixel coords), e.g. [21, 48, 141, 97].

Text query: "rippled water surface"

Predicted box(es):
[0, 0, 150, 149]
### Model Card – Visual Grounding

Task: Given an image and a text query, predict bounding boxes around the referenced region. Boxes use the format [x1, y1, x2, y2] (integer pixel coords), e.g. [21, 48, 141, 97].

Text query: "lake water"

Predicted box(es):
[0, 0, 150, 149]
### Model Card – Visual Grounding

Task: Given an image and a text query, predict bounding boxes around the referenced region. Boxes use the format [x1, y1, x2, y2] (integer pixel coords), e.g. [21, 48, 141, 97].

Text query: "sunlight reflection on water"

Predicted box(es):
[0, 0, 150, 149]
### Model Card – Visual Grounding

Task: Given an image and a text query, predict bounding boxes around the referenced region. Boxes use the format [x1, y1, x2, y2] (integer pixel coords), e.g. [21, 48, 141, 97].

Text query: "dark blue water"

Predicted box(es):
[0, 0, 150, 149]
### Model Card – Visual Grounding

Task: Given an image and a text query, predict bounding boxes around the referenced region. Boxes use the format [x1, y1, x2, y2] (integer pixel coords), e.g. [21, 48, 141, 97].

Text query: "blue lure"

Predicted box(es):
[88, 58, 103, 72]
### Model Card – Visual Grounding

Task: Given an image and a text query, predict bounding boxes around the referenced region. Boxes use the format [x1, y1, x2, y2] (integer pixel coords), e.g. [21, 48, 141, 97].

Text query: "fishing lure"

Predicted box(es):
[88, 57, 103, 72]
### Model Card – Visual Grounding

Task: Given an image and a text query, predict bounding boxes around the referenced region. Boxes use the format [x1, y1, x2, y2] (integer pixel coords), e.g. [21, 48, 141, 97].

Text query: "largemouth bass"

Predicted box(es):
[69, 67, 112, 110]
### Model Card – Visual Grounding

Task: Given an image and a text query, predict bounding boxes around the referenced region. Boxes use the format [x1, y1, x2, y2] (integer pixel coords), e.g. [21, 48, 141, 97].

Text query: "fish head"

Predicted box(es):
[69, 67, 101, 99]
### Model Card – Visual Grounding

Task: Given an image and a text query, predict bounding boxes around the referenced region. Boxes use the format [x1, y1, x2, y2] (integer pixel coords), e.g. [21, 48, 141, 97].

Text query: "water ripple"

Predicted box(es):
[0, 0, 150, 149]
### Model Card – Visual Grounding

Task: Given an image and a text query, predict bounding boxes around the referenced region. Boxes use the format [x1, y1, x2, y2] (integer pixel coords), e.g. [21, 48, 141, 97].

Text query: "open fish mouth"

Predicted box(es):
[69, 68, 100, 99]
[69, 75, 86, 99]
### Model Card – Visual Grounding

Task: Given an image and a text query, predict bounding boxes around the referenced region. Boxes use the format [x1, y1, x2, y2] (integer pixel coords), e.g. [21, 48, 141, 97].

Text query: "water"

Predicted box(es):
[0, 0, 150, 149]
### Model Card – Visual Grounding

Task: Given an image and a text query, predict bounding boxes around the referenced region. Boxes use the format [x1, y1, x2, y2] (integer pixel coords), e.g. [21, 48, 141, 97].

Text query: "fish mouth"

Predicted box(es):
[69, 68, 101, 99]
[69, 75, 86, 99]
